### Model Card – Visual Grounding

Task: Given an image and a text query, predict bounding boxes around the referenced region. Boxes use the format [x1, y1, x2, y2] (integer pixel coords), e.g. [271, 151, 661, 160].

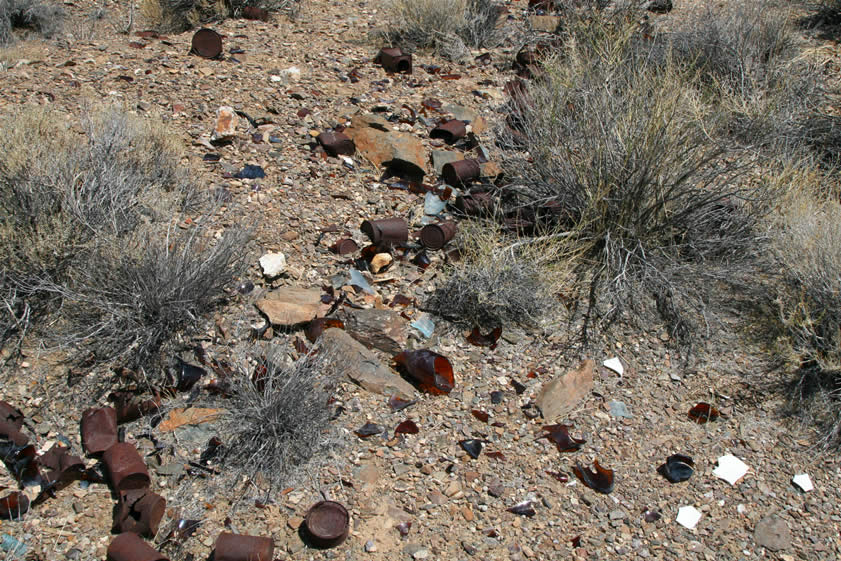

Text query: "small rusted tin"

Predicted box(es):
[102, 442, 150, 491]
[214, 532, 274, 561]
[191, 28, 223, 59]
[107, 532, 169, 561]
[80, 407, 118, 456]
[442, 159, 481, 186]
[114, 489, 166, 537]
[375, 47, 412, 74]
[304, 501, 350, 548]
[242, 6, 270, 21]
[420, 222, 457, 250]
[330, 238, 359, 255]
[317, 131, 356, 157]
[430, 119, 467, 144]
[360, 217, 408, 246]
[455, 191, 493, 217]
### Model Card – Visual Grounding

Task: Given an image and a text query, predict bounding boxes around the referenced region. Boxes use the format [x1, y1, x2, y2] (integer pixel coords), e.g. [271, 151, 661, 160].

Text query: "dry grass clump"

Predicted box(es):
[379, 0, 506, 60]
[499, 11, 768, 341]
[426, 221, 566, 329]
[0, 0, 64, 47]
[0, 105, 248, 369]
[770, 165, 841, 447]
[141, 0, 299, 32]
[221, 344, 341, 492]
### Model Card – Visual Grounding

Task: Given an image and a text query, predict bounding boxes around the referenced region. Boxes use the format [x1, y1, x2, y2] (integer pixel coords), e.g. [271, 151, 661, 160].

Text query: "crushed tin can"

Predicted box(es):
[214, 532, 274, 561]
[317, 131, 356, 157]
[80, 407, 118, 456]
[430, 119, 467, 144]
[113, 489, 166, 537]
[107, 532, 169, 561]
[375, 47, 412, 74]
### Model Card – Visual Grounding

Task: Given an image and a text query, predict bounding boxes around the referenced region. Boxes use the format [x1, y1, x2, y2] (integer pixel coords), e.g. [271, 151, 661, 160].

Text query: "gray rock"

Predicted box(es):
[341, 308, 408, 355]
[608, 400, 633, 418]
[754, 516, 791, 552]
[320, 328, 416, 400]
[535, 360, 595, 421]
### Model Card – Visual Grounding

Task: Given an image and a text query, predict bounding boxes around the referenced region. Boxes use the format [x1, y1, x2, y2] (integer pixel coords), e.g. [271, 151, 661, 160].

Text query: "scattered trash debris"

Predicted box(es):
[410, 314, 435, 338]
[713, 454, 749, 485]
[442, 159, 480, 186]
[214, 531, 274, 560]
[317, 131, 355, 157]
[792, 473, 813, 492]
[0, 533, 27, 559]
[676, 506, 702, 529]
[107, 532, 168, 561]
[657, 454, 694, 483]
[103, 442, 151, 491]
[331, 238, 359, 255]
[466, 327, 501, 349]
[113, 489, 165, 537]
[460, 439, 484, 459]
[355, 423, 384, 438]
[394, 420, 419, 435]
[608, 400, 632, 418]
[507, 500, 536, 517]
[602, 357, 624, 376]
[349, 269, 375, 294]
[361, 217, 409, 246]
[190, 28, 222, 59]
[259, 252, 287, 279]
[688, 402, 720, 424]
[0, 492, 29, 520]
[172, 358, 205, 392]
[540, 424, 585, 453]
[375, 47, 412, 74]
[420, 222, 457, 250]
[423, 191, 447, 218]
[303, 501, 350, 548]
[573, 460, 615, 493]
[393, 350, 455, 395]
[234, 165, 266, 179]
[430, 119, 467, 144]
[81, 407, 118, 455]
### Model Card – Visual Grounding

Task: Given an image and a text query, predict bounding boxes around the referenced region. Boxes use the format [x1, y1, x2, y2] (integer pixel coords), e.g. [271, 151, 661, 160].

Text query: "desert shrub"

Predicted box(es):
[0, 0, 65, 47]
[380, 0, 505, 60]
[141, 0, 298, 32]
[0, 105, 248, 368]
[498, 11, 770, 341]
[667, 2, 840, 165]
[426, 221, 565, 328]
[222, 344, 340, 491]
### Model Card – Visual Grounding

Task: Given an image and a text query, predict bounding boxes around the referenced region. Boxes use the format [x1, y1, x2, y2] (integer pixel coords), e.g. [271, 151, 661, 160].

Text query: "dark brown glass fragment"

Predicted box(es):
[0, 491, 29, 520]
[393, 350, 454, 395]
[394, 420, 419, 435]
[471, 409, 489, 423]
[460, 439, 483, 459]
[688, 403, 720, 424]
[354, 423, 383, 438]
[657, 454, 694, 483]
[507, 500, 535, 517]
[572, 460, 614, 494]
[540, 424, 585, 453]
[305, 318, 345, 343]
[387, 395, 416, 412]
[466, 327, 502, 349]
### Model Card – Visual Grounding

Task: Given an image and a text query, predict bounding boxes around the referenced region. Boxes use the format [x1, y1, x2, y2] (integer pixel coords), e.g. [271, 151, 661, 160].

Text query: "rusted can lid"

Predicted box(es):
[304, 501, 349, 548]
[191, 29, 223, 59]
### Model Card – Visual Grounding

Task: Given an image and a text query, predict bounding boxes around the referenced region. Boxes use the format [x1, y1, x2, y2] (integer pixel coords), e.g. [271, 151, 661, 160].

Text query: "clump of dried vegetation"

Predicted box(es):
[379, 0, 506, 60]
[0, 105, 248, 371]
[426, 221, 567, 329]
[221, 344, 341, 493]
[141, 0, 300, 32]
[0, 0, 65, 47]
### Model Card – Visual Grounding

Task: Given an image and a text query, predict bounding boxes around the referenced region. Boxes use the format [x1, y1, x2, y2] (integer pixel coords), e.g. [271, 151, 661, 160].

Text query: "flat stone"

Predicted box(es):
[345, 114, 426, 179]
[535, 360, 595, 421]
[442, 104, 487, 134]
[431, 150, 462, 175]
[320, 328, 416, 399]
[341, 308, 408, 355]
[255, 287, 323, 326]
[754, 516, 791, 552]
[608, 400, 633, 418]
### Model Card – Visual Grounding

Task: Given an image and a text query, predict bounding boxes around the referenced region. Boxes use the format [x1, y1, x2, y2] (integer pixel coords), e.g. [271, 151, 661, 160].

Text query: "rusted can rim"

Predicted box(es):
[191, 28, 223, 59]
[304, 500, 350, 548]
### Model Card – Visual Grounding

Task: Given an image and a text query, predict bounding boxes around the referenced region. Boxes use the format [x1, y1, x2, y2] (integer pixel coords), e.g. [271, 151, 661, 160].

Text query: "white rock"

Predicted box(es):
[792, 473, 813, 492]
[676, 506, 702, 529]
[603, 357, 624, 376]
[211, 105, 239, 142]
[713, 454, 749, 486]
[259, 253, 287, 278]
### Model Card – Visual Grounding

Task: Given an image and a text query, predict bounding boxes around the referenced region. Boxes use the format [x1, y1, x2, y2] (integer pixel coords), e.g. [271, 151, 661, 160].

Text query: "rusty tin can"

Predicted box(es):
[107, 532, 168, 561]
[360, 217, 409, 246]
[442, 159, 481, 186]
[304, 501, 350, 548]
[191, 29, 223, 59]
[80, 407, 118, 456]
[214, 532, 275, 561]
[102, 442, 151, 491]
[430, 119, 467, 144]
[420, 221, 457, 250]
[375, 47, 412, 74]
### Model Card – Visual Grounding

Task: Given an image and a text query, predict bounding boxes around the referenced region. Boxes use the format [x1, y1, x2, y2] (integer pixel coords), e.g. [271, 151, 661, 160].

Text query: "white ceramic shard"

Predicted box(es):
[792, 473, 813, 492]
[603, 357, 624, 376]
[676, 506, 702, 529]
[713, 454, 749, 485]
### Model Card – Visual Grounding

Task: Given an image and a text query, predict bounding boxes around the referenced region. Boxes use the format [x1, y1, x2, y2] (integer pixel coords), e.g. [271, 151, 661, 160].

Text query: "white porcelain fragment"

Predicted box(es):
[792, 473, 813, 492]
[713, 454, 749, 485]
[676, 506, 702, 529]
[603, 357, 624, 376]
